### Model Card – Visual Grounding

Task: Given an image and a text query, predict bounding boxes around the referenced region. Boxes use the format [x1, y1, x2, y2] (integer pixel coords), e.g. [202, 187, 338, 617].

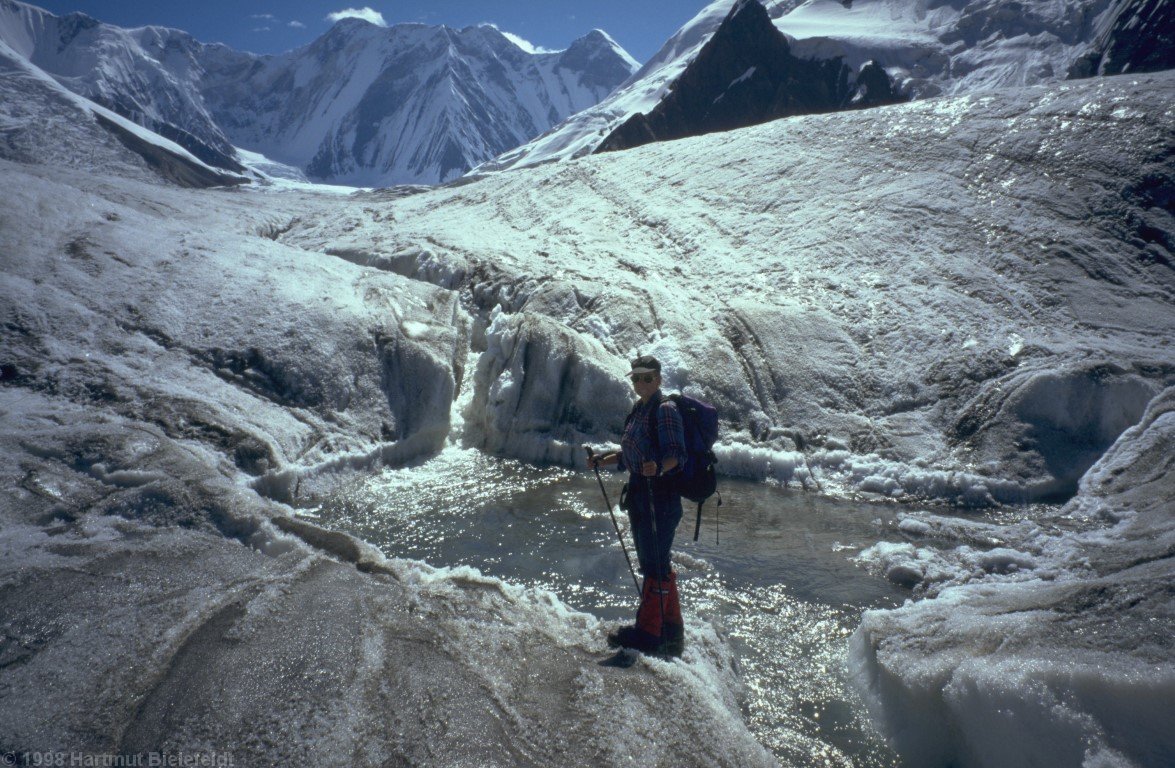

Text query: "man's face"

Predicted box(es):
[630, 371, 660, 399]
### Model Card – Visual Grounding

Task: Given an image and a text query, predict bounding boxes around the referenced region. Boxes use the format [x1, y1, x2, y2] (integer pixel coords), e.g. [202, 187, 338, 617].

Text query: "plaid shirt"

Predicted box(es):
[619, 392, 687, 475]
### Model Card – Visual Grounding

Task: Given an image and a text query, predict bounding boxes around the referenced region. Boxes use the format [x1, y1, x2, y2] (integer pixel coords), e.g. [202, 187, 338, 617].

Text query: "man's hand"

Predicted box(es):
[587, 451, 618, 469]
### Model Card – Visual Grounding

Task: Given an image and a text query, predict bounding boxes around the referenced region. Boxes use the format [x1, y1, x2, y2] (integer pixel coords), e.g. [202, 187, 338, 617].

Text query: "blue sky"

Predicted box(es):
[31, 1, 707, 64]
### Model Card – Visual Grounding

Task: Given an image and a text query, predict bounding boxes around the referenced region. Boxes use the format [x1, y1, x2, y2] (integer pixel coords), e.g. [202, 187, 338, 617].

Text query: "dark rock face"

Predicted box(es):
[852, 60, 900, 106]
[597, 0, 904, 154]
[96, 89, 245, 173]
[93, 114, 247, 188]
[1068, 0, 1175, 78]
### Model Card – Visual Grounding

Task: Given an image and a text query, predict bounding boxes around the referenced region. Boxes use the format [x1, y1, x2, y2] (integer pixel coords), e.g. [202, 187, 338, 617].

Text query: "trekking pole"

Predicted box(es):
[585, 447, 641, 596]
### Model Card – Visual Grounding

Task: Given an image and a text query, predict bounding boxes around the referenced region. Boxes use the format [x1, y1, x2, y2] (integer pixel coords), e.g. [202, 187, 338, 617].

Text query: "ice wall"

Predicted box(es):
[463, 308, 633, 464]
[0, 155, 471, 508]
[951, 363, 1160, 500]
[849, 388, 1175, 767]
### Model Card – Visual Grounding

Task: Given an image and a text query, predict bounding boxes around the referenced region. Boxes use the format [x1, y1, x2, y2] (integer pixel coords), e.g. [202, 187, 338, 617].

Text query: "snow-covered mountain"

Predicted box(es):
[0, 34, 246, 187]
[0, 0, 242, 171]
[0, 0, 639, 185]
[199, 21, 638, 185]
[481, 0, 1171, 172]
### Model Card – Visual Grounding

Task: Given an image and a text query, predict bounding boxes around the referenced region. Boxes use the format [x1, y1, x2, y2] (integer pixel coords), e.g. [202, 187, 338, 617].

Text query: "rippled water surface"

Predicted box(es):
[314, 446, 914, 767]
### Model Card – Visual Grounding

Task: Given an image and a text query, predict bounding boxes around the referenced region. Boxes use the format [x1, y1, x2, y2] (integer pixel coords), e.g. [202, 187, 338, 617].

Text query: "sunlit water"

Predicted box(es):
[313, 446, 917, 767]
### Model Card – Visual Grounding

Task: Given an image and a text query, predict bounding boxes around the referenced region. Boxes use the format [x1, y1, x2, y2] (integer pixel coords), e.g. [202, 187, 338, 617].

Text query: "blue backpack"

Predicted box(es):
[633, 392, 722, 542]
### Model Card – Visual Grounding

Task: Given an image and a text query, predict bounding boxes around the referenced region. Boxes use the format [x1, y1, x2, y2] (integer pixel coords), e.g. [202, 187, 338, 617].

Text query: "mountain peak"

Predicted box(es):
[577, 29, 615, 46]
[596, 0, 903, 153]
[330, 16, 379, 31]
[559, 28, 639, 83]
[568, 29, 636, 62]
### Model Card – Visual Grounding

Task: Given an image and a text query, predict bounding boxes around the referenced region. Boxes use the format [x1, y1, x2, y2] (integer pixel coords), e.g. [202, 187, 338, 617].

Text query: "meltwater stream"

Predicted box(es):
[313, 445, 914, 767]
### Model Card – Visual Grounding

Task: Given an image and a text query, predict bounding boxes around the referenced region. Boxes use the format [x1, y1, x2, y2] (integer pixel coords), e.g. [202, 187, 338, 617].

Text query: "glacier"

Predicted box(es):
[303, 74, 1175, 508]
[2, 5, 1174, 766]
[852, 388, 1174, 767]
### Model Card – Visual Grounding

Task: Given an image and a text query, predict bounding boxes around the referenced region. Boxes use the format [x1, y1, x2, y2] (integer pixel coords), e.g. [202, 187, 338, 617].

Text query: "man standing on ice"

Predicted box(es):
[588, 355, 688, 656]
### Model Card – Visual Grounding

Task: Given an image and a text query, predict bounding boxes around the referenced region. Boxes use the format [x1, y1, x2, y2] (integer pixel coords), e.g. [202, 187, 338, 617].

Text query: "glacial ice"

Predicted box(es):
[0, 513, 775, 766]
[464, 307, 634, 465]
[1, 24, 1172, 767]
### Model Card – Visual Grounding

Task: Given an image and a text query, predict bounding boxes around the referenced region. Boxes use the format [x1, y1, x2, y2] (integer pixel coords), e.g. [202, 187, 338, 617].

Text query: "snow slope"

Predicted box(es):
[0, 37, 246, 187]
[0, 0, 242, 170]
[481, 0, 1148, 173]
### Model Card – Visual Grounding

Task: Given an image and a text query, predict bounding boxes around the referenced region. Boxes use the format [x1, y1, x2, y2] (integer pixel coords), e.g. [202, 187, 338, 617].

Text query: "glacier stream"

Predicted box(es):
[311, 445, 916, 766]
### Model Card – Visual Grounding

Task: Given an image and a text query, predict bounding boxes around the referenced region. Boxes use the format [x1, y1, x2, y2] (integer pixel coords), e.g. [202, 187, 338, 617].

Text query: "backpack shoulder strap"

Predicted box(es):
[644, 393, 666, 455]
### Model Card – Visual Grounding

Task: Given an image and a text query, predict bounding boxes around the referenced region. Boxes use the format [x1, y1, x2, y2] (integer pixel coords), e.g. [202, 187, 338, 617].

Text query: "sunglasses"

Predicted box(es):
[629, 374, 657, 383]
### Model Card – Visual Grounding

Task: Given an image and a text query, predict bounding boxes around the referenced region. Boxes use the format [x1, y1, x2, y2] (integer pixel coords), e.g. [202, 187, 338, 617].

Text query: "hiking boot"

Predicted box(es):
[608, 624, 664, 654]
[606, 624, 636, 648]
[607, 575, 674, 654]
[661, 622, 685, 658]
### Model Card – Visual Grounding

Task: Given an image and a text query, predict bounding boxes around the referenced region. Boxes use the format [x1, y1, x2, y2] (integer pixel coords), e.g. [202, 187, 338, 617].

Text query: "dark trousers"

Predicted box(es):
[626, 474, 683, 578]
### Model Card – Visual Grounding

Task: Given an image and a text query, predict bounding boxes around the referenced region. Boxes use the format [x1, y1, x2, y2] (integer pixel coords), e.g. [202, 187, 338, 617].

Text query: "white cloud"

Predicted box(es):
[325, 7, 387, 26]
[250, 14, 276, 20]
[288, 20, 306, 29]
[252, 26, 272, 33]
[481, 23, 557, 54]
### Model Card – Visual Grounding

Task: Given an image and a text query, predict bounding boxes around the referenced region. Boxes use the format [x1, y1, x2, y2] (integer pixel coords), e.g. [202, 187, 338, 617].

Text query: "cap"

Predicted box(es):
[629, 355, 661, 375]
